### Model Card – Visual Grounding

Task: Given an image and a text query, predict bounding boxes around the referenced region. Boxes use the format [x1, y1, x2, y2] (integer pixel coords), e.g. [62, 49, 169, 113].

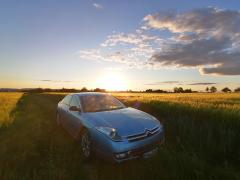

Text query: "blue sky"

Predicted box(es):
[0, 0, 240, 91]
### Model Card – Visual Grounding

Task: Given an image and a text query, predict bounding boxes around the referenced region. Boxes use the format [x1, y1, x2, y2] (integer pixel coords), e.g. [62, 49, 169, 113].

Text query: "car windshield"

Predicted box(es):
[80, 94, 125, 112]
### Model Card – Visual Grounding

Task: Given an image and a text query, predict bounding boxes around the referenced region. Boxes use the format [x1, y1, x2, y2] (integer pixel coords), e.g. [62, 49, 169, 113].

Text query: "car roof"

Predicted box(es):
[70, 92, 109, 97]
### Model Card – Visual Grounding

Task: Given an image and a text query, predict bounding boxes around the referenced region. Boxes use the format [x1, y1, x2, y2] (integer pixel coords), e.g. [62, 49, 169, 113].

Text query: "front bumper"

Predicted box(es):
[113, 139, 163, 163]
[93, 129, 165, 163]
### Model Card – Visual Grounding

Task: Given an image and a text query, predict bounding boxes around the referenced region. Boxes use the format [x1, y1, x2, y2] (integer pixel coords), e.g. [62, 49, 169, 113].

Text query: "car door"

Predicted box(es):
[68, 95, 83, 138]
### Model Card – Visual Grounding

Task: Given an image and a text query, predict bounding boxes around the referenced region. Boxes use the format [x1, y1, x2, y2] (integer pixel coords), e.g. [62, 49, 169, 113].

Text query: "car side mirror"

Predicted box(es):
[69, 106, 81, 112]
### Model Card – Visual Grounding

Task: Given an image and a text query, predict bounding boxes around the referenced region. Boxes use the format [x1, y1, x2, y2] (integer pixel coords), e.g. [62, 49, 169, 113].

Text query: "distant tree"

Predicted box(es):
[93, 88, 106, 92]
[234, 87, 240, 92]
[146, 89, 168, 93]
[58, 88, 78, 92]
[173, 87, 178, 93]
[81, 87, 88, 92]
[174, 87, 184, 93]
[206, 87, 209, 92]
[155, 89, 168, 93]
[221, 87, 231, 93]
[44, 88, 53, 92]
[146, 89, 153, 93]
[178, 87, 184, 93]
[184, 89, 192, 93]
[210, 86, 217, 93]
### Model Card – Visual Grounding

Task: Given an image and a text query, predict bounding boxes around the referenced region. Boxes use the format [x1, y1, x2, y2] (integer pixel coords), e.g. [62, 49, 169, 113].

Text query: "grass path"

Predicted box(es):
[0, 93, 240, 180]
[0, 93, 87, 180]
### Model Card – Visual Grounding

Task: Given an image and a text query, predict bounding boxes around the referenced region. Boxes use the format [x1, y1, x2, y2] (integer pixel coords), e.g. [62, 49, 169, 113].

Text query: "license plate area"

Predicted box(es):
[130, 144, 158, 157]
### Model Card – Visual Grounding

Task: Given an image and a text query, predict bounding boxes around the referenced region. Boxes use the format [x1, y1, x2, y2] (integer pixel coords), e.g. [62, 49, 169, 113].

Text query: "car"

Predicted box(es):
[56, 92, 165, 162]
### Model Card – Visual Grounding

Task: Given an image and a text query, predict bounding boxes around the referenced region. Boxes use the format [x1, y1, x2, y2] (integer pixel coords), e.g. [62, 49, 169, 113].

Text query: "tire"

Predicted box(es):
[81, 129, 93, 161]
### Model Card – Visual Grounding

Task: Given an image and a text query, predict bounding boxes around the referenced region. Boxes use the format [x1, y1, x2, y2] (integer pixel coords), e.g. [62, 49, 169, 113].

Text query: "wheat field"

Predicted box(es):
[0, 92, 23, 127]
[0, 92, 240, 180]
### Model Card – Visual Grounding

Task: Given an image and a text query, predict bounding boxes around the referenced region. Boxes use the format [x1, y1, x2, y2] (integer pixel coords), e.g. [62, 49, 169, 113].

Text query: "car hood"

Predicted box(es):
[83, 107, 160, 137]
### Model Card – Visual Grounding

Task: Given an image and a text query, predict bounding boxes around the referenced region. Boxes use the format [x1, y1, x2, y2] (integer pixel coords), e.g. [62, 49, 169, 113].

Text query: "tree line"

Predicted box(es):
[146, 86, 240, 93]
[1, 86, 240, 93]
[205, 86, 240, 93]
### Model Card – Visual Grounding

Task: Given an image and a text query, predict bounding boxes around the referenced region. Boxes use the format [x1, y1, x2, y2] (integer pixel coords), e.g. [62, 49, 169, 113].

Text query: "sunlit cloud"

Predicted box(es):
[143, 7, 240, 36]
[145, 81, 181, 85]
[144, 7, 240, 75]
[93, 3, 103, 9]
[78, 7, 240, 76]
[188, 82, 217, 85]
[78, 49, 105, 61]
[145, 81, 217, 86]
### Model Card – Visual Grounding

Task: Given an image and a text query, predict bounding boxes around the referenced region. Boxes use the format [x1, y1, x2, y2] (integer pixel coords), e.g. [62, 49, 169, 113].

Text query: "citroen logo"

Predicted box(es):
[145, 129, 152, 136]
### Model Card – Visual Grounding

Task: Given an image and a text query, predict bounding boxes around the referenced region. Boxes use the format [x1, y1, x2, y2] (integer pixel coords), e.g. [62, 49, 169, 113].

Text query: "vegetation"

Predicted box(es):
[205, 87, 209, 92]
[0, 92, 240, 180]
[235, 87, 240, 92]
[210, 86, 217, 93]
[222, 87, 232, 93]
[0, 92, 23, 127]
[2, 86, 240, 94]
[173, 87, 194, 93]
[145, 89, 168, 93]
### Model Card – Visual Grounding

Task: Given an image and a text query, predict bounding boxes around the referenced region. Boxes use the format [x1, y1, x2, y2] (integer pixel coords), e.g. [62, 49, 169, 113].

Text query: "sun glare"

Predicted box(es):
[97, 73, 128, 91]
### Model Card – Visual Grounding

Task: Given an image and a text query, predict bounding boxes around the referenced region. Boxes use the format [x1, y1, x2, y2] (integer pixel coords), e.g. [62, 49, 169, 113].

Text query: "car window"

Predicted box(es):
[62, 95, 72, 105]
[80, 94, 125, 112]
[70, 96, 80, 107]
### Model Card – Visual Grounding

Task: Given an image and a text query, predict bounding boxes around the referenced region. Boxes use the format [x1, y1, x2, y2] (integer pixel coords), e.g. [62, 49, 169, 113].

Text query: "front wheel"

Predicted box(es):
[81, 130, 93, 160]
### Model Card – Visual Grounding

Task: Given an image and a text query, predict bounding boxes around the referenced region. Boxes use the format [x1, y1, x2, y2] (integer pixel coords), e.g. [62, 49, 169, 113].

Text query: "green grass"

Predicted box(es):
[0, 92, 240, 180]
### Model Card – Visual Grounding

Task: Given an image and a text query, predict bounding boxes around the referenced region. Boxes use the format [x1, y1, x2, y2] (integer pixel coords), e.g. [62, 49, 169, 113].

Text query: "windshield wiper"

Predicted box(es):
[87, 107, 124, 113]
[110, 107, 124, 110]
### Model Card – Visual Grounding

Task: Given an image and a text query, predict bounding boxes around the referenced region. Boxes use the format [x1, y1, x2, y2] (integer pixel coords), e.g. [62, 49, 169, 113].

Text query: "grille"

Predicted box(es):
[126, 126, 160, 142]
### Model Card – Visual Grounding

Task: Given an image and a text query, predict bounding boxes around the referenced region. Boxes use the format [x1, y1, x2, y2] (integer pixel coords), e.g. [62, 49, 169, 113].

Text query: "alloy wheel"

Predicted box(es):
[81, 132, 91, 158]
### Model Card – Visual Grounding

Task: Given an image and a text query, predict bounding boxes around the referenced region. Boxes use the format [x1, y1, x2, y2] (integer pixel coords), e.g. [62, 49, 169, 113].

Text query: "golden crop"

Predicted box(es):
[0, 92, 23, 126]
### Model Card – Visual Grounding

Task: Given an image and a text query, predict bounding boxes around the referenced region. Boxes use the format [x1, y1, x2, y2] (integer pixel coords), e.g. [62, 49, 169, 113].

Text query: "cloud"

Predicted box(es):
[149, 37, 240, 75]
[100, 33, 159, 60]
[78, 32, 161, 68]
[78, 49, 105, 61]
[78, 7, 240, 76]
[143, 7, 240, 35]
[145, 7, 240, 75]
[146, 81, 217, 86]
[107, 51, 125, 62]
[77, 49, 137, 67]
[78, 49, 124, 62]
[160, 81, 181, 84]
[101, 33, 158, 47]
[188, 82, 217, 85]
[93, 3, 103, 9]
[145, 81, 181, 85]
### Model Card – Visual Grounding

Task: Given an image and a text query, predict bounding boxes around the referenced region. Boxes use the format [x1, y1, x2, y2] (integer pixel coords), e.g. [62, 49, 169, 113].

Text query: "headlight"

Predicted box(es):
[96, 127, 122, 141]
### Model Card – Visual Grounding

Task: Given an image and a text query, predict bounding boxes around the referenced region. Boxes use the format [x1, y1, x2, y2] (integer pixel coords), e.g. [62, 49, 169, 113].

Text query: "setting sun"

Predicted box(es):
[96, 72, 128, 91]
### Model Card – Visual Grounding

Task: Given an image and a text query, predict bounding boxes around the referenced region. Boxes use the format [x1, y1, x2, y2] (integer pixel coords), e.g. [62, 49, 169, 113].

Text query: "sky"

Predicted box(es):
[0, 0, 240, 91]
